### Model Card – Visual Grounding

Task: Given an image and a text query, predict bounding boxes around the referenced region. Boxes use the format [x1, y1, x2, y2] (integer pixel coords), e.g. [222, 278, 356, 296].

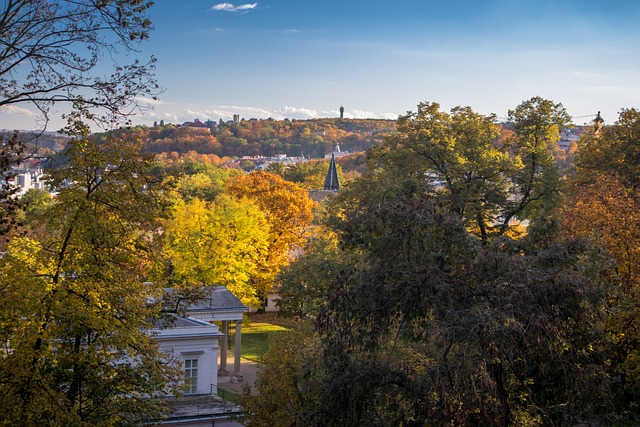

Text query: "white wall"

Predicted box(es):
[154, 319, 222, 395]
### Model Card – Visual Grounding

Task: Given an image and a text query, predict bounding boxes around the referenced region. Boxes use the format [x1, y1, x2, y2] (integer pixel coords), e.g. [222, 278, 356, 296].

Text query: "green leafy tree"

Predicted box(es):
[373, 98, 568, 243]
[0, 124, 181, 426]
[276, 235, 348, 319]
[574, 108, 640, 190]
[310, 183, 613, 426]
[240, 325, 323, 427]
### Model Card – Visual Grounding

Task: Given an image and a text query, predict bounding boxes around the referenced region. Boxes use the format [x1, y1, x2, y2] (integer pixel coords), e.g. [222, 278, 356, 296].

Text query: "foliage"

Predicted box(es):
[111, 118, 396, 159]
[574, 108, 640, 190]
[253, 100, 619, 426]
[162, 195, 270, 306]
[371, 98, 568, 243]
[240, 324, 323, 427]
[0, 124, 181, 426]
[276, 235, 348, 319]
[0, 0, 158, 127]
[310, 192, 613, 426]
[0, 132, 25, 242]
[563, 109, 640, 415]
[225, 171, 316, 298]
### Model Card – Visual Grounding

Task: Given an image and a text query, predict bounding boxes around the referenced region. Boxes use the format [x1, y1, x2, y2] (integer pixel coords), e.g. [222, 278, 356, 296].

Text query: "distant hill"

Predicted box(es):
[1, 131, 69, 155]
[108, 118, 397, 159]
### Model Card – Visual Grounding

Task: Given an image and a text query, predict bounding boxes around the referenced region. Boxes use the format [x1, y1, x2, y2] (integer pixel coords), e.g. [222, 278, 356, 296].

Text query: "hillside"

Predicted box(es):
[113, 118, 396, 159]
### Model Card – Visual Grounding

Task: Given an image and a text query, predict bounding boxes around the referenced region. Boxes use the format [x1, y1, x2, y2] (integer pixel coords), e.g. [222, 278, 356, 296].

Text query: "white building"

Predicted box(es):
[148, 287, 249, 426]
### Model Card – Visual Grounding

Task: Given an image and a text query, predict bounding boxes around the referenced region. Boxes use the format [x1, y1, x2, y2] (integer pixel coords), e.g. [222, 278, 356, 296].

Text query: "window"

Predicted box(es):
[184, 359, 198, 394]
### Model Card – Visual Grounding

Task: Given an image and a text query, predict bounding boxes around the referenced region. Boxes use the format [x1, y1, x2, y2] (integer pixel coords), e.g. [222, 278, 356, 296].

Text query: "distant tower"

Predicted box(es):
[593, 111, 605, 134]
[339, 106, 344, 119]
[323, 152, 339, 191]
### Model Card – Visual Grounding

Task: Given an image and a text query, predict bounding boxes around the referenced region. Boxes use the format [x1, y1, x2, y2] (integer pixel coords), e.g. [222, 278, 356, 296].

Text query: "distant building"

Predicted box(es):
[182, 118, 207, 128]
[339, 106, 344, 119]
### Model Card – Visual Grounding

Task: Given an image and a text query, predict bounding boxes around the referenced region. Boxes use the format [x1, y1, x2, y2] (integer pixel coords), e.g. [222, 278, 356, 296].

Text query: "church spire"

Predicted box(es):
[323, 152, 339, 191]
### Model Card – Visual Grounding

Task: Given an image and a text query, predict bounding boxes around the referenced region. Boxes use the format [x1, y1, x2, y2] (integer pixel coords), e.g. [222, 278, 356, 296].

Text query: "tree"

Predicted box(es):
[0, 132, 25, 243]
[0, 0, 157, 127]
[563, 110, 640, 414]
[314, 186, 612, 426]
[0, 124, 181, 425]
[373, 98, 568, 243]
[162, 195, 270, 306]
[504, 97, 570, 232]
[240, 325, 323, 427]
[574, 108, 640, 190]
[276, 235, 348, 319]
[225, 171, 316, 300]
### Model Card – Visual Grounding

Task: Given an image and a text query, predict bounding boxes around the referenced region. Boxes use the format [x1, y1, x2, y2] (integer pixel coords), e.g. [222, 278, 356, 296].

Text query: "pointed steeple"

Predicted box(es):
[323, 152, 339, 191]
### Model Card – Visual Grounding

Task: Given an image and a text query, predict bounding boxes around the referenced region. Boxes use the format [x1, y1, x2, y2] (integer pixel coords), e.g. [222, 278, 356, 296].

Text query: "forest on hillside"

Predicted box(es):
[111, 118, 396, 159]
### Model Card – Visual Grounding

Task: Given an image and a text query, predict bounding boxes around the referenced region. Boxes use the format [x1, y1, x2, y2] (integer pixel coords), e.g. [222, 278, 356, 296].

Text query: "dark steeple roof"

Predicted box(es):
[323, 152, 339, 191]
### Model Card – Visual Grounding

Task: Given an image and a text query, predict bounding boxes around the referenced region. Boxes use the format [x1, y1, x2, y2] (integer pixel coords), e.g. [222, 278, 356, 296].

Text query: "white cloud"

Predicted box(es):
[0, 105, 36, 116]
[211, 3, 257, 12]
[276, 106, 318, 119]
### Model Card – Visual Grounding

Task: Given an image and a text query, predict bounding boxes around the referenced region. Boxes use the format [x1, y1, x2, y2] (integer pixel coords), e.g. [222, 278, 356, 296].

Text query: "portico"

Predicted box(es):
[185, 286, 248, 381]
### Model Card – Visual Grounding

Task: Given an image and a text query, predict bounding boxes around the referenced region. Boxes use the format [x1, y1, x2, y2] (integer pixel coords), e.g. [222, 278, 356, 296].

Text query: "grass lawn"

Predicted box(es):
[229, 313, 296, 362]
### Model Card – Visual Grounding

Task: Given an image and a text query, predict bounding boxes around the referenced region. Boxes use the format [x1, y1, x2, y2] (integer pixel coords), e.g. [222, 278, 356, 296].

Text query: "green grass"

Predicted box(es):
[236, 321, 289, 362]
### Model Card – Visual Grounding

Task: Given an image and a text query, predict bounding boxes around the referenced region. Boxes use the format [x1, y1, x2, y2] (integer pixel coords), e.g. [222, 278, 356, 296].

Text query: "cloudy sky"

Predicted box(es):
[2, 0, 640, 130]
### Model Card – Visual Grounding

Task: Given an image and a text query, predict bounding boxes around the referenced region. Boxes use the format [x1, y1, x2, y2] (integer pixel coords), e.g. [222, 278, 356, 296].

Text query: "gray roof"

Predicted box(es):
[182, 286, 247, 313]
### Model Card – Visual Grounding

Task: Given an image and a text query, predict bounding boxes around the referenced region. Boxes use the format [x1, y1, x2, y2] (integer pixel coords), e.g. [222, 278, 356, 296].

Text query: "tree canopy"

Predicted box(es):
[246, 98, 640, 426]
[368, 97, 569, 243]
[0, 125, 181, 425]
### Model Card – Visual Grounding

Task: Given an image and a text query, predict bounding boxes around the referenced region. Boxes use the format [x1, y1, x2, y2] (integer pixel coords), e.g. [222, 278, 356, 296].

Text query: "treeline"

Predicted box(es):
[111, 118, 396, 159]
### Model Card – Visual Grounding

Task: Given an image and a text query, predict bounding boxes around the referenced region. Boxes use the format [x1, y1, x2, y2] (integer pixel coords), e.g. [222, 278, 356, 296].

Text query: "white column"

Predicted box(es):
[233, 320, 243, 380]
[219, 320, 229, 376]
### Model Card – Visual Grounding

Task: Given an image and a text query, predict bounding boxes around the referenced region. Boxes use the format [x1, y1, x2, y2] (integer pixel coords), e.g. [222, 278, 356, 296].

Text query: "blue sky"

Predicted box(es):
[2, 0, 640, 130]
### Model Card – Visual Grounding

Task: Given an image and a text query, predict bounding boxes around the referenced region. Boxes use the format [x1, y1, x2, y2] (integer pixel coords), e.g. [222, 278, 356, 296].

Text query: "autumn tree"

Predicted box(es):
[225, 171, 316, 301]
[563, 109, 640, 414]
[0, 124, 181, 425]
[162, 195, 270, 306]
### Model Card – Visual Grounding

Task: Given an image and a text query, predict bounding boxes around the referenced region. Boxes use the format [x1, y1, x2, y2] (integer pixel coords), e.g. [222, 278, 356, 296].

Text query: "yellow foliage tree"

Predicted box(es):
[0, 126, 181, 426]
[163, 195, 270, 306]
[225, 171, 316, 302]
